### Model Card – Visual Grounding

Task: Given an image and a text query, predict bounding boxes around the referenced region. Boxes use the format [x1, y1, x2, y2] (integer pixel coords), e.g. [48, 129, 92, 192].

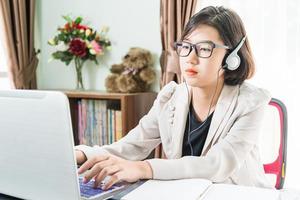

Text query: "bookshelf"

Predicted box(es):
[63, 90, 157, 145]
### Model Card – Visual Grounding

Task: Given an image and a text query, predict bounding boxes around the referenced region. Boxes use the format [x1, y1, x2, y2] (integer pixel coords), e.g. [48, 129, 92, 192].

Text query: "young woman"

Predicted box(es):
[75, 6, 272, 190]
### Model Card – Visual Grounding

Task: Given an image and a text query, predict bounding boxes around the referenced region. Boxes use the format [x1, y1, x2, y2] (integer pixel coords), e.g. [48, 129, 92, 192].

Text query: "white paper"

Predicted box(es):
[278, 188, 300, 200]
[200, 183, 280, 200]
[121, 179, 212, 200]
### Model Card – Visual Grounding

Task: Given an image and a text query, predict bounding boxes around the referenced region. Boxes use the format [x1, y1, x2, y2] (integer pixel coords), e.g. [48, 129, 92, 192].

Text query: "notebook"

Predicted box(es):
[0, 90, 125, 200]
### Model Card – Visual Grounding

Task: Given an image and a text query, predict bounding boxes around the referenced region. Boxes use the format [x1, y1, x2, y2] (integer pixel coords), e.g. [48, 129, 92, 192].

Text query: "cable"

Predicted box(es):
[206, 67, 222, 119]
[183, 80, 195, 155]
[183, 67, 222, 156]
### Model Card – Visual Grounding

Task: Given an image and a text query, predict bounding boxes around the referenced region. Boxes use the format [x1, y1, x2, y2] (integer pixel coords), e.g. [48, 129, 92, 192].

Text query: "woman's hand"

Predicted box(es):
[76, 150, 87, 165]
[78, 154, 153, 190]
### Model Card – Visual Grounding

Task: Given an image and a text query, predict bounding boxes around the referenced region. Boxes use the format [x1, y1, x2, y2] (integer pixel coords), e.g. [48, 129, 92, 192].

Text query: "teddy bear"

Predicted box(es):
[105, 47, 156, 93]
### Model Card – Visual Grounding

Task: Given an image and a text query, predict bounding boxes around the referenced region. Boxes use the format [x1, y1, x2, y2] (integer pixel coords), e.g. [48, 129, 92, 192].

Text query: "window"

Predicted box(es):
[0, 38, 10, 90]
[196, 0, 300, 189]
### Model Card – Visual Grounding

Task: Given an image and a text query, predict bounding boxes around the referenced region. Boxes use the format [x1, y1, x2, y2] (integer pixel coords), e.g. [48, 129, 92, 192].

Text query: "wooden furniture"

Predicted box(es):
[63, 90, 157, 145]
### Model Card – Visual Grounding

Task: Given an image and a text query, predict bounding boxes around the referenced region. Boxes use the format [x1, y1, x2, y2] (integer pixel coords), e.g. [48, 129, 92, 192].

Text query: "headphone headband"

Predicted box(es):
[231, 36, 247, 54]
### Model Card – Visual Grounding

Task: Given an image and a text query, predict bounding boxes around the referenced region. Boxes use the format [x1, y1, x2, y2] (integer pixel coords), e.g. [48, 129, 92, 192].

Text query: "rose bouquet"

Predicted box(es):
[48, 15, 111, 89]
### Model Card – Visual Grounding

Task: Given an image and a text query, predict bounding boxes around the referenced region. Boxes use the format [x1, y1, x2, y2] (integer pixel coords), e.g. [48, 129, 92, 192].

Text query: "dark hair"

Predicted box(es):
[181, 6, 255, 85]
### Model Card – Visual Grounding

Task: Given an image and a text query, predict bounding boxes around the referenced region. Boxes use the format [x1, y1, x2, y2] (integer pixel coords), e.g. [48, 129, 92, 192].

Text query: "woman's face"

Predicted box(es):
[179, 24, 227, 88]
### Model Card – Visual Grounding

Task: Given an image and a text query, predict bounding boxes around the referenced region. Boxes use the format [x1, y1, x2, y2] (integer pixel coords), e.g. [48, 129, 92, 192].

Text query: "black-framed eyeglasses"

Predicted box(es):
[174, 41, 229, 58]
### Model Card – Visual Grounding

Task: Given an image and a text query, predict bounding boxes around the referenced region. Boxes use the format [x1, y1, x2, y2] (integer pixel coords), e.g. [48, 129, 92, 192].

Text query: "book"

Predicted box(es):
[80, 99, 88, 145]
[115, 110, 122, 141]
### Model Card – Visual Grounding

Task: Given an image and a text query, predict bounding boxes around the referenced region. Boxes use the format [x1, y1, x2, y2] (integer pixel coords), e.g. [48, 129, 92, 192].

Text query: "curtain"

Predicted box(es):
[160, 0, 197, 87]
[0, 0, 38, 89]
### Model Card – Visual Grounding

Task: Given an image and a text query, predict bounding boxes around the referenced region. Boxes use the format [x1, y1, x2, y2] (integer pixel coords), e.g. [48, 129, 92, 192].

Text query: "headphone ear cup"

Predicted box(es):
[225, 53, 241, 71]
[222, 36, 246, 71]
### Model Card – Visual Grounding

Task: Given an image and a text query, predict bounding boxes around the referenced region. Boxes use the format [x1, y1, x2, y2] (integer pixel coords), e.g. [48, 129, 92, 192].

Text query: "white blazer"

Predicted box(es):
[76, 81, 273, 188]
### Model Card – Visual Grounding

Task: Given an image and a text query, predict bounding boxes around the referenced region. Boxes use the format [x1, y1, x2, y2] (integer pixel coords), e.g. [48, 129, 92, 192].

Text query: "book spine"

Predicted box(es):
[115, 110, 122, 141]
[77, 100, 82, 144]
[81, 99, 87, 145]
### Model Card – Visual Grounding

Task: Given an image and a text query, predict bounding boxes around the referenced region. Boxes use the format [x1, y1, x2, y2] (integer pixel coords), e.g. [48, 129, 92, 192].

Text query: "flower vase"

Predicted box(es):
[75, 58, 84, 90]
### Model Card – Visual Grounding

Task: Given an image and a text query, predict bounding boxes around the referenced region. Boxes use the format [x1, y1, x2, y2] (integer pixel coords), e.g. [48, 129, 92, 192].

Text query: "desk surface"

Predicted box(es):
[1, 180, 299, 200]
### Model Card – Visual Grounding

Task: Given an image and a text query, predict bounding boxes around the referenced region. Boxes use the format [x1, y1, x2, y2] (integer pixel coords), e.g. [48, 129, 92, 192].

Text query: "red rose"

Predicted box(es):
[64, 22, 88, 31]
[69, 38, 87, 57]
[75, 24, 88, 30]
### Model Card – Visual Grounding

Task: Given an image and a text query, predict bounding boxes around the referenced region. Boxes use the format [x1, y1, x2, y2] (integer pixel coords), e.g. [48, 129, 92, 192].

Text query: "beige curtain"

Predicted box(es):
[0, 0, 38, 89]
[160, 0, 197, 87]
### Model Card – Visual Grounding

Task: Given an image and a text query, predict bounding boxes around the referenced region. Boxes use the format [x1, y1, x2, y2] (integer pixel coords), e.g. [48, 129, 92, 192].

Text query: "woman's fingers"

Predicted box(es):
[77, 154, 142, 190]
[75, 150, 87, 165]
[78, 155, 109, 174]
[94, 165, 121, 188]
[102, 173, 123, 190]
[83, 159, 113, 183]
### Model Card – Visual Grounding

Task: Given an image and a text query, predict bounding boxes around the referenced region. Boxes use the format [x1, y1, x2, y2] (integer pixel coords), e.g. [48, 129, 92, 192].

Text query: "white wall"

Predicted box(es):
[36, 0, 161, 91]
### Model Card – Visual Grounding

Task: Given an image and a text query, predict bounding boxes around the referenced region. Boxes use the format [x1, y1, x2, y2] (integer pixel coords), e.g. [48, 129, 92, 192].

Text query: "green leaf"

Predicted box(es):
[52, 51, 65, 59]
[65, 59, 73, 66]
[51, 51, 74, 66]
[54, 36, 59, 44]
[58, 33, 67, 42]
[62, 15, 72, 24]
[61, 52, 74, 64]
[74, 17, 83, 24]
[78, 32, 85, 39]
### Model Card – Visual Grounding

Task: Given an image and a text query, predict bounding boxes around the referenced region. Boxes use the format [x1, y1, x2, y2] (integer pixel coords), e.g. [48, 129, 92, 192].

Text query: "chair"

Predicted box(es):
[259, 98, 287, 189]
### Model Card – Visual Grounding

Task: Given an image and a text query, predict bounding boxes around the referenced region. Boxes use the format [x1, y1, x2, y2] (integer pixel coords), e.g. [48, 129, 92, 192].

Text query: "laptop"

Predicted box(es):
[0, 90, 126, 200]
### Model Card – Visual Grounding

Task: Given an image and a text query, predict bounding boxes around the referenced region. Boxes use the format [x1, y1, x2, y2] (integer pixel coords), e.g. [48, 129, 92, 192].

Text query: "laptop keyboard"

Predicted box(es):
[79, 177, 124, 198]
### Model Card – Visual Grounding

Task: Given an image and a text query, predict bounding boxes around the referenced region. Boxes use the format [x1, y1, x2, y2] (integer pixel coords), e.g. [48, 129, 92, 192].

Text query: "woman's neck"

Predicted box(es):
[191, 80, 224, 121]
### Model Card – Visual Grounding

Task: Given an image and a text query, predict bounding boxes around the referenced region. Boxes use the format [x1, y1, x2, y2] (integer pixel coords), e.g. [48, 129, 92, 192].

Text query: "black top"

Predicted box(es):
[182, 104, 214, 156]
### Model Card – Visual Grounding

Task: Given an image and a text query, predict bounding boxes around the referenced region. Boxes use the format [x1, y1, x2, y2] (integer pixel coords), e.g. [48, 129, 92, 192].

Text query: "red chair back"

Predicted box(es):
[261, 98, 287, 189]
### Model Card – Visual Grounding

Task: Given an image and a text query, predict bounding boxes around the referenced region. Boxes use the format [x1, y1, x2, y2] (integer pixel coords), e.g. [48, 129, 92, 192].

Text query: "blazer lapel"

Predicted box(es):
[201, 84, 240, 155]
[169, 83, 191, 158]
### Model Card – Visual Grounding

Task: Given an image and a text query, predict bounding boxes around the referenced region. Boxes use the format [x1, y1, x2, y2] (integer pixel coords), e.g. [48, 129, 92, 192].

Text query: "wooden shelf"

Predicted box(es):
[64, 90, 153, 99]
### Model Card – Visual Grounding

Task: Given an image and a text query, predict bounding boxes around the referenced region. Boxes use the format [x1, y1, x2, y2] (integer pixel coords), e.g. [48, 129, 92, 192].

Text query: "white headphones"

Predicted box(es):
[223, 36, 247, 71]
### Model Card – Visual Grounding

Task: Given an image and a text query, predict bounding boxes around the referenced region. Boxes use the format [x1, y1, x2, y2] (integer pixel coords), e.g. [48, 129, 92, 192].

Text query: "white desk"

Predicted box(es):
[120, 179, 300, 200]
[1, 179, 299, 200]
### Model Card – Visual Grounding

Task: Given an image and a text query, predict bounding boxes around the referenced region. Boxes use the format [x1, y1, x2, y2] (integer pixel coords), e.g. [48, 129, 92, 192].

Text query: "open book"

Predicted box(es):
[120, 179, 280, 200]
